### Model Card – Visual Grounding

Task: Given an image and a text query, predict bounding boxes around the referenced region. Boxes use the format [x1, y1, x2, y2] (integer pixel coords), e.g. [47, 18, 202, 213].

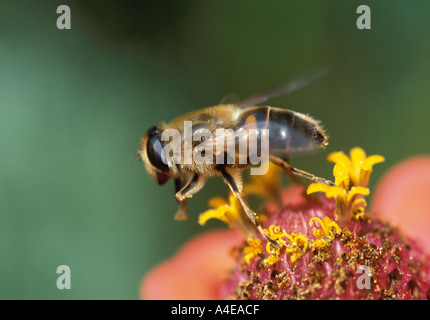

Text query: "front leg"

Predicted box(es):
[174, 177, 188, 221]
[175, 173, 206, 202]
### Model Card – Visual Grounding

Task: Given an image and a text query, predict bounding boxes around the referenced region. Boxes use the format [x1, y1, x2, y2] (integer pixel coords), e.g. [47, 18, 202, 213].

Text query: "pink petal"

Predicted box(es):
[140, 185, 307, 300]
[140, 229, 243, 300]
[372, 156, 430, 253]
[280, 184, 308, 206]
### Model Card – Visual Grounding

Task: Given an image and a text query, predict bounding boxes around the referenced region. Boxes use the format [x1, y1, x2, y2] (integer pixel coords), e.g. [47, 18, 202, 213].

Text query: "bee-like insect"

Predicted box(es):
[138, 69, 334, 246]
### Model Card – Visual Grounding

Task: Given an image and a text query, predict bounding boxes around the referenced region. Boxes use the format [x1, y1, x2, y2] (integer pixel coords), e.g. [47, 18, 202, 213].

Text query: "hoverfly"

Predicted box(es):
[138, 68, 334, 246]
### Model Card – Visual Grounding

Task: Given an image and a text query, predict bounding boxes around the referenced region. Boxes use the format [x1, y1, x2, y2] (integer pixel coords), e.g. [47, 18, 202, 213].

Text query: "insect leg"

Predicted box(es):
[174, 177, 188, 220]
[219, 167, 279, 247]
[270, 155, 334, 186]
[175, 173, 206, 202]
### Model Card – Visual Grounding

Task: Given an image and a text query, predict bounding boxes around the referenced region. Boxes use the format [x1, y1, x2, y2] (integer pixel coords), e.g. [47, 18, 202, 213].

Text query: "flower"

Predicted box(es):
[309, 217, 340, 239]
[309, 216, 340, 249]
[244, 162, 282, 202]
[141, 151, 430, 300]
[243, 238, 263, 264]
[283, 232, 310, 264]
[327, 147, 385, 187]
[372, 156, 430, 254]
[307, 178, 370, 221]
[198, 193, 247, 233]
[141, 229, 243, 300]
[307, 147, 384, 221]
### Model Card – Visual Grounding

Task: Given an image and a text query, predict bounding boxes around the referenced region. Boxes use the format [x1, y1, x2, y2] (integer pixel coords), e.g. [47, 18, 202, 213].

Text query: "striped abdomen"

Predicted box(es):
[236, 106, 327, 156]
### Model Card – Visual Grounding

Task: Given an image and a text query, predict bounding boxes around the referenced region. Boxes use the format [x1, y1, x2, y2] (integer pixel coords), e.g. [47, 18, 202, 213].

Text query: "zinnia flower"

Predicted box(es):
[141, 148, 430, 300]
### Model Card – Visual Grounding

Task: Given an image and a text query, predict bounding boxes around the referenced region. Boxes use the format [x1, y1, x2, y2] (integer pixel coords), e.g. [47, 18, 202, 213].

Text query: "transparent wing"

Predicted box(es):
[218, 92, 241, 105]
[236, 66, 329, 108]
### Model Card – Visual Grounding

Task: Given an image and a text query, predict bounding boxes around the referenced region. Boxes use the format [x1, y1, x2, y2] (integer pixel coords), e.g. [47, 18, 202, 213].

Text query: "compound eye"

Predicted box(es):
[147, 134, 169, 175]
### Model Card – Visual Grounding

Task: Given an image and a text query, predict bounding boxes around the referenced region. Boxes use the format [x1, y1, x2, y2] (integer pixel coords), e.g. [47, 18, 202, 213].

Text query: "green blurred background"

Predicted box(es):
[0, 0, 429, 299]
